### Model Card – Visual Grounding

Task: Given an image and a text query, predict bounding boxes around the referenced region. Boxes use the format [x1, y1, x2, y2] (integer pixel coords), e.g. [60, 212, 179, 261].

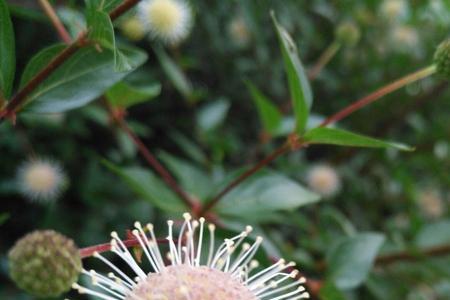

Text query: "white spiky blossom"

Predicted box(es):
[16, 158, 66, 203]
[306, 164, 341, 198]
[228, 16, 251, 47]
[137, 0, 192, 44]
[73, 213, 309, 300]
[380, 0, 407, 22]
[418, 189, 445, 219]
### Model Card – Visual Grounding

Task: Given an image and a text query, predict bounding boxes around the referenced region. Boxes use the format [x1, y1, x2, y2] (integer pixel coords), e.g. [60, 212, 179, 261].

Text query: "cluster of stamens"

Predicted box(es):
[72, 213, 309, 300]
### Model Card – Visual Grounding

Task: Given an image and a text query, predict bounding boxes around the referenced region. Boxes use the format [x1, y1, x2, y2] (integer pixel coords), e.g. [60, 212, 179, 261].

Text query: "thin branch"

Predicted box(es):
[0, 0, 142, 124]
[201, 141, 294, 215]
[375, 244, 450, 266]
[103, 99, 199, 210]
[38, 0, 72, 44]
[203, 66, 437, 215]
[320, 65, 437, 127]
[308, 41, 341, 80]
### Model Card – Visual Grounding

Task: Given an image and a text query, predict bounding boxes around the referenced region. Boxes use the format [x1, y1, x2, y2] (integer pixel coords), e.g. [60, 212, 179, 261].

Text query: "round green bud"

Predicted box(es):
[8, 230, 82, 298]
[335, 22, 361, 47]
[434, 39, 450, 79]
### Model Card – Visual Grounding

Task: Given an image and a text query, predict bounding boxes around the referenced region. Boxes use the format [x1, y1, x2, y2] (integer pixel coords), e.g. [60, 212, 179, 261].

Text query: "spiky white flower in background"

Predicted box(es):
[138, 0, 192, 44]
[73, 213, 310, 300]
[380, 0, 407, 22]
[418, 189, 445, 219]
[391, 26, 419, 50]
[228, 16, 251, 48]
[306, 164, 341, 198]
[17, 158, 66, 203]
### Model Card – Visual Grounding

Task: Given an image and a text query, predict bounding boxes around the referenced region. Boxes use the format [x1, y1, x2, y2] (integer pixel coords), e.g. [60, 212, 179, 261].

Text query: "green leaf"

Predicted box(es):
[0, 0, 16, 97]
[153, 45, 193, 100]
[20, 44, 66, 88]
[216, 170, 320, 221]
[414, 220, 450, 248]
[245, 81, 283, 136]
[319, 281, 348, 300]
[105, 81, 161, 108]
[170, 131, 208, 165]
[158, 152, 213, 201]
[303, 127, 414, 151]
[197, 98, 230, 132]
[87, 9, 135, 72]
[57, 7, 86, 39]
[327, 233, 385, 289]
[85, 0, 122, 12]
[20, 44, 147, 113]
[271, 12, 312, 134]
[103, 160, 186, 213]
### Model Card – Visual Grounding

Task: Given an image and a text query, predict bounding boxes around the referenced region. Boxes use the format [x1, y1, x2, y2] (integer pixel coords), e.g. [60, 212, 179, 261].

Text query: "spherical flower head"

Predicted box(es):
[335, 22, 360, 47]
[138, 0, 192, 44]
[17, 158, 66, 203]
[228, 17, 251, 48]
[434, 39, 450, 79]
[8, 230, 82, 298]
[391, 26, 418, 50]
[74, 214, 310, 300]
[307, 164, 341, 197]
[418, 189, 444, 219]
[130, 265, 257, 300]
[380, 0, 407, 22]
[120, 16, 147, 41]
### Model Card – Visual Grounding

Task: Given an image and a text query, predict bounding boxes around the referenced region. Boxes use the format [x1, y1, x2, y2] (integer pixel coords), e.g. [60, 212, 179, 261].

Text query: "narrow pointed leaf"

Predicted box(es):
[303, 127, 413, 151]
[103, 160, 185, 213]
[105, 81, 161, 108]
[246, 81, 283, 135]
[153, 45, 193, 100]
[272, 12, 312, 134]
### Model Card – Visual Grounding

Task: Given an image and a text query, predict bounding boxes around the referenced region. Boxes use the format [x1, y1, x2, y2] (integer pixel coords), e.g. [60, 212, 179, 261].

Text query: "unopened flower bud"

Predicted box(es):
[335, 22, 360, 47]
[8, 230, 82, 298]
[434, 39, 450, 79]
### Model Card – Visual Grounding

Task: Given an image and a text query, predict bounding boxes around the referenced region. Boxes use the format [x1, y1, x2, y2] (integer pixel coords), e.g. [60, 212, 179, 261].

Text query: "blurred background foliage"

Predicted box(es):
[1, 0, 450, 299]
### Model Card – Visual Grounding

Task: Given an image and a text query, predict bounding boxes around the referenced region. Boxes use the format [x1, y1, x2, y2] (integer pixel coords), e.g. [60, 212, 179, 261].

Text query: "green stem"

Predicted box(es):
[308, 41, 341, 80]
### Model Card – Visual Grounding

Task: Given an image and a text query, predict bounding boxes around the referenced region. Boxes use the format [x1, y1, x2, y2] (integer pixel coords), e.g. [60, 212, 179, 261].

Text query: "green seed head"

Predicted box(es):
[434, 39, 450, 79]
[335, 22, 360, 47]
[8, 230, 82, 298]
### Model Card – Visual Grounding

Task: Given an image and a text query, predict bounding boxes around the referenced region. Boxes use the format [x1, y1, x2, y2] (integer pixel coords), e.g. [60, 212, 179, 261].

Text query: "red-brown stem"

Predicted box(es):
[320, 65, 437, 127]
[0, 0, 142, 123]
[38, 0, 72, 44]
[203, 66, 437, 215]
[201, 142, 294, 215]
[103, 100, 199, 210]
[79, 237, 169, 258]
[308, 41, 341, 80]
[375, 244, 450, 266]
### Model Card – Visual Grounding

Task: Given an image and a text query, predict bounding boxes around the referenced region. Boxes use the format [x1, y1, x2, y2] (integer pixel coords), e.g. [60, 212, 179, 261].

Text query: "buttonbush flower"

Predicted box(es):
[228, 16, 251, 47]
[380, 0, 407, 22]
[8, 230, 82, 298]
[138, 0, 192, 44]
[418, 188, 445, 219]
[16, 158, 67, 203]
[120, 16, 147, 41]
[306, 164, 341, 198]
[73, 213, 309, 300]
